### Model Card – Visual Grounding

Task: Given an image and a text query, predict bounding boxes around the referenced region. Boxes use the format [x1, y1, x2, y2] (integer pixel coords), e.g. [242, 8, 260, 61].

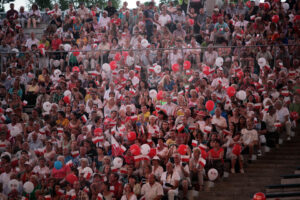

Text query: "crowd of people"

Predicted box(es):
[0, 0, 300, 199]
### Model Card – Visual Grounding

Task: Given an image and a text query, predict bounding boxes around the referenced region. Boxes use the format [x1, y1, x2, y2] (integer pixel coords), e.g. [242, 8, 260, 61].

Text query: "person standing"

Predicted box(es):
[144, 2, 155, 42]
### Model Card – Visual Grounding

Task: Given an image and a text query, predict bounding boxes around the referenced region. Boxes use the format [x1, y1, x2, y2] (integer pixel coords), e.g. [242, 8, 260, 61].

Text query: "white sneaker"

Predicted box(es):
[231, 168, 235, 174]
[240, 169, 245, 174]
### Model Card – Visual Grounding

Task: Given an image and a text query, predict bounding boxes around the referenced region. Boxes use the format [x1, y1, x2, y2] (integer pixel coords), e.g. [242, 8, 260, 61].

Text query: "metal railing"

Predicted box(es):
[0, 44, 299, 74]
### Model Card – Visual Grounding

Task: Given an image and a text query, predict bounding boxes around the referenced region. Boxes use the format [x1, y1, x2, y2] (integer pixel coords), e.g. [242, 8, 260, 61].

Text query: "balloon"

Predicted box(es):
[148, 148, 157, 158]
[257, 57, 266, 67]
[54, 69, 61, 77]
[73, 51, 80, 56]
[113, 157, 123, 168]
[110, 61, 117, 70]
[246, 1, 251, 8]
[215, 57, 224, 67]
[141, 144, 150, 155]
[130, 144, 141, 156]
[53, 60, 60, 68]
[102, 63, 111, 72]
[183, 61, 191, 70]
[23, 181, 34, 193]
[66, 173, 78, 184]
[283, 3, 289, 11]
[8, 179, 19, 191]
[149, 89, 157, 99]
[253, 192, 266, 200]
[232, 144, 242, 156]
[178, 144, 187, 155]
[64, 44, 71, 51]
[203, 66, 210, 75]
[72, 66, 79, 72]
[38, 44, 45, 49]
[127, 131, 136, 141]
[188, 18, 194, 26]
[227, 86, 236, 97]
[237, 71, 244, 79]
[236, 90, 246, 101]
[122, 51, 128, 58]
[54, 161, 63, 170]
[154, 65, 161, 74]
[208, 168, 218, 181]
[114, 53, 121, 61]
[272, 15, 279, 23]
[141, 39, 149, 48]
[63, 96, 71, 104]
[94, 128, 103, 136]
[43, 102, 52, 112]
[172, 63, 180, 72]
[264, 2, 270, 10]
[205, 100, 215, 112]
[157, 91, 164, 100]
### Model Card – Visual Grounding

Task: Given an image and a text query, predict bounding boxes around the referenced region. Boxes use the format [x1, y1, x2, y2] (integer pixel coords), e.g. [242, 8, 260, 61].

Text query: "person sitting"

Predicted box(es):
[27, 4, 41, 28]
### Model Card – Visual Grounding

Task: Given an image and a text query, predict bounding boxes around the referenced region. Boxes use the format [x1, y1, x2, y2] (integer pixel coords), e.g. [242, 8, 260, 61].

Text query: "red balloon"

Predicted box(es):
[178, 144, 187, 155]
[232, 144, 242, 156]
[157, 91, 164, 100]
[188, 19, 194, 26]
[127, 131, 136, 141]
[172, 63, 180, 72]
[110, 61, 117, 70]
[203, 66, 210, 75]
[63, 96, 70, 104]
[148, 148, 157, 158]
[66, 173, 78, 184]
[94, 128, 102, 136]
[272, 15, 279, 23]
[130, 144, 140, 156]
[72, 66, 79, 72]
[264, 2, 270, 10]
[122, 51, 128, 58]
[38, 44, 45, 49]
[183, 60, 191, 70]
[290, 112, 299, 120]
[205, 100, 215, 112]
[227, 86, 236, 97]
[253, 192, 266, 200]
[246, 1, 251, 8]
[237, 71, 244, 79]
[73, 51, 79, 56]
[114, 53, 121, 61]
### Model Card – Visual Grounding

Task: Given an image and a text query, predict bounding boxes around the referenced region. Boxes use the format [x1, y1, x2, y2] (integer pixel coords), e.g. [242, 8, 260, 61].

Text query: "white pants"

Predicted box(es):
[168, 189, 178, 200]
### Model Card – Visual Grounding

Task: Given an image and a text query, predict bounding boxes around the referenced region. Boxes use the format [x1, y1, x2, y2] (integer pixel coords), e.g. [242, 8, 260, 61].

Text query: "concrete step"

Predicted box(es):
[266, 184, 300, 194]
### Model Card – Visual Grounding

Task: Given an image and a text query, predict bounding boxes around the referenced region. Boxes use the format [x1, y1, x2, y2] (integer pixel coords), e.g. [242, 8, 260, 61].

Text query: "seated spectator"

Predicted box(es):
[27, 3, 41, 28]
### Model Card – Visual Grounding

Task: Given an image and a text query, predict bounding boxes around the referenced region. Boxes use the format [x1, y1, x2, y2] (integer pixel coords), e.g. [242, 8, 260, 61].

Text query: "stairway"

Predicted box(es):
[198, 133, 300, 200]
[23, 22, 48, 39]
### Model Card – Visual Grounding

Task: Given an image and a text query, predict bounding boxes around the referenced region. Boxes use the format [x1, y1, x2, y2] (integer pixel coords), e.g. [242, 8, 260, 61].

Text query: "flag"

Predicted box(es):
[47, 10, 55, 15]
[84, 171, 92, 179]
[281, 90, 290, 97]
[131, 115, 138, 121]
[120, 167, 128, 174]
[181, 155, 190, 163]
[0, 115, 6, 122]
[111, 166, 119, 173]
[135, 65, 141, 71]
[57, 128, 64, 134]
[111, 136, 122, 156]
[192, 140, 198, 147]
[178, 90, 184, 95]
[92, 136, 104, 144]
[120, 145, 126, 153]
[134, 155, 143, 162]
[81, 115, 87, 123]
[44, 195, 51, 200]
[177, 124, 184, 132]
[199, 157, 206, 167]
[289, 71, 296, 76]
[66, 160, 73, 167]
[22, 100, 28, 106]
[129, 88, 136, 95]
[204, 126, 212, 134]
[274, 122, 282, 128]
[186, 70, 193, 75]
[188, 76, 194, 82]
[83, 186, 89, 193]
[199, 144, 208, 151]
[97, 193, 104, 200]
[222, 129, 231, 135]
[57, 189, 65, 195]
[254, 103, 262, 109]
[71, 151, 79, 158]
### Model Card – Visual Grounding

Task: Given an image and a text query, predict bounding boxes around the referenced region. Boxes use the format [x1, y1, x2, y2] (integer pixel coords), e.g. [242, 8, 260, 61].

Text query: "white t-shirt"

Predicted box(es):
[141, 182, 164, 200]
[158, 14, 171, 26]
[160, 171, 180, 189]
[241, 128, 258, 145]
[161, 103, 177, 116]
[276, 107, 289, 123]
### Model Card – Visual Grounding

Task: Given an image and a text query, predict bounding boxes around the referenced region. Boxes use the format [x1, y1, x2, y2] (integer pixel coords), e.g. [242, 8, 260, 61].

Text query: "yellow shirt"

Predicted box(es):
[56, 118, 69, 127]
[138, 112, 150, 122]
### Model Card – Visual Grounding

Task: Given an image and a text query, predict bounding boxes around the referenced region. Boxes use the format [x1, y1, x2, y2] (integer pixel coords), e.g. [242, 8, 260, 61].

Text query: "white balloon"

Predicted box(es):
[258, 57, 266, 67]
[11, 48, 19, 57]
[64, 90, 72, 98]
[53, 60, 60, 68]
[23, 181, 34, 193]
[102, 63, 111, 73]
[141, 39, 149, 48]
[149, 89, 157, 99]
[215, 57, 224, 67]
[113, 157, 123, 168]
[54, 69, 62, 77]
[236, 90, 246, 101]
[141, 144, 150, 155]
[154, 65, 161, 74]
[64, 44, 72, 52]
[283, 3, 289, 11]
[126, 56, 135, 66]
[43, 102, 52, 112]
[208, 168, 219, 181]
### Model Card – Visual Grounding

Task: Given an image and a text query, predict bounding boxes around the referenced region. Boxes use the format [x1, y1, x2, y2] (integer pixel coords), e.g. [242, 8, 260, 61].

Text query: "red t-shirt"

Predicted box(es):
[52, 39, 62, 51]
[209, 147, 224, 162]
